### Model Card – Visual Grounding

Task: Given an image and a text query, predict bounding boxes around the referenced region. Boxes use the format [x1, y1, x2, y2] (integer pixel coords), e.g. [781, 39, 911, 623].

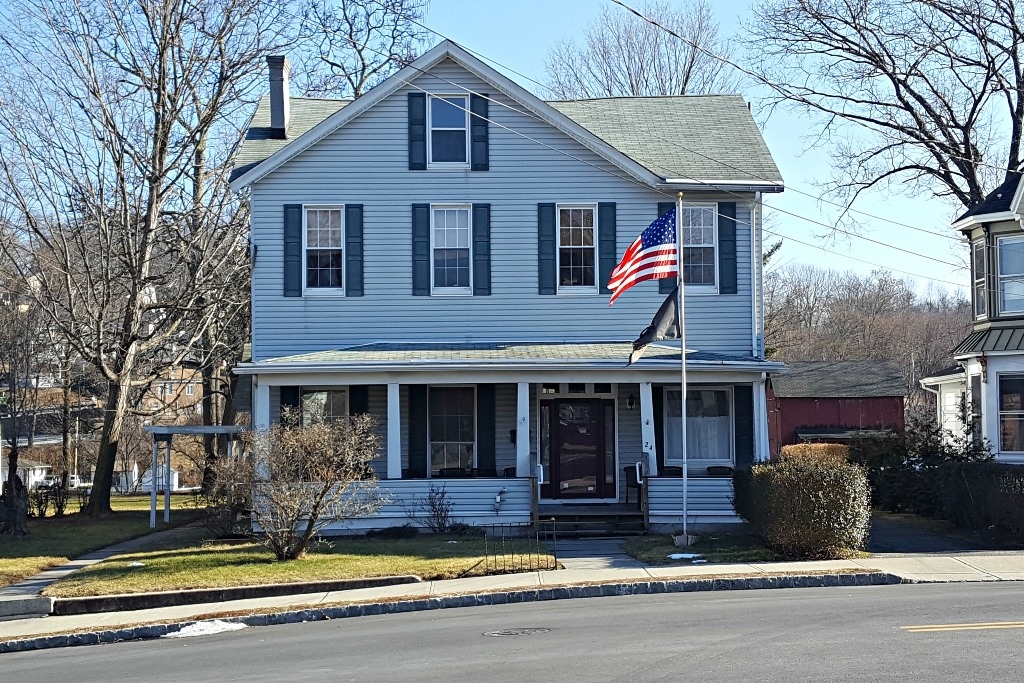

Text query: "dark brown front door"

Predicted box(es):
[544, 399, 613, 499]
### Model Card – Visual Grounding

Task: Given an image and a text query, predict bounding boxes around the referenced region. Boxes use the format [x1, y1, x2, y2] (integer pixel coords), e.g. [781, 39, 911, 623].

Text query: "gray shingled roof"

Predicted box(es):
[954, 327, 1024, 355]
[955, 173, 1021, 225]
[230, 96, 350, 182]
[771, 360, 908, 398]
[549, 95, 781, 182]
[252, 341, 766, 366]
[231, 93, 780, 185]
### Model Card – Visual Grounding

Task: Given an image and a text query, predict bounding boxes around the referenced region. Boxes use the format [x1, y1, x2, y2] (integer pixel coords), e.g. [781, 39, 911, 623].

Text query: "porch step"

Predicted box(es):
[537, 514, 647, 539]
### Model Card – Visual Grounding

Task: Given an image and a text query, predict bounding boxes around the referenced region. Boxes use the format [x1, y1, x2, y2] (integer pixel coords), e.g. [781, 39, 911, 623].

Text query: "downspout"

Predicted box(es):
[751, 193, 763, 358]
[919, 381, 940, 426]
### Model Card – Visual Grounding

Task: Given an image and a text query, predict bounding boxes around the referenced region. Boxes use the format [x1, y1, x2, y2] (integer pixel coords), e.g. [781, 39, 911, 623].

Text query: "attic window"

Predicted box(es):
[428, 95, 469, 166]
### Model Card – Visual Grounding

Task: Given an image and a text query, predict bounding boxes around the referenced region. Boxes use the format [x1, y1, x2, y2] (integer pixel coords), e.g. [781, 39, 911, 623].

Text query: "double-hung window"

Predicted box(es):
[999, 375, 1024, 452]
[997, 235, 1024, 315]
[428, 95, 469, 166]
[973, 239, 987, 318]
[431, 205, 472, 294]
[682, 205, 717, 289]
[664, 387, 733, 469]
[304, 206, 344, 291]
[557, 204, 597, 292]
[429, 386, 475, 474]
[301, 389, 347, 424]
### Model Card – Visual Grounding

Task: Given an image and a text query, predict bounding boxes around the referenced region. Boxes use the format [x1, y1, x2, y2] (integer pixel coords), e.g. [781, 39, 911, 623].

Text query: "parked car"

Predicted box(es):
[35, 474, 60, 490]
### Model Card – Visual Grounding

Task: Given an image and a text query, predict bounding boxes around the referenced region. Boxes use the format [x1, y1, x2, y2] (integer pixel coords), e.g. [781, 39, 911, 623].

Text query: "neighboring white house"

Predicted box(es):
[0, 457, 51, 490]
[919, 366, 968, 442]
[113, 462, 181, 494]
[230, 41, 785, 531]
[934, 172, 1024, 463]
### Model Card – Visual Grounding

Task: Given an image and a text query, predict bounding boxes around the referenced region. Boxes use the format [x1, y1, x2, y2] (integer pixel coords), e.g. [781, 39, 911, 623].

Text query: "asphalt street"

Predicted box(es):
[6, 582, 1023, 682]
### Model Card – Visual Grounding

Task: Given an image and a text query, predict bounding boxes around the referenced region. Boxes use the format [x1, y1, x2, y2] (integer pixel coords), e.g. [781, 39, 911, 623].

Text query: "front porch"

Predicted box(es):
[239, 341, 779, 532]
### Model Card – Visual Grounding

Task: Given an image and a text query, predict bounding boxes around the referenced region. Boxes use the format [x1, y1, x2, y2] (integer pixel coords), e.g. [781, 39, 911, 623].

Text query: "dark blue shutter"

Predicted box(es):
[283, 204, 302, 297]
[718, 202, 737, 295]
[658, 202, 675, 294]
[349, 386, 369, 416]
[408, 93, 426, 170]
[653, 386, 665, 471]
[538, 203, 556, 295]
[598, 202, 616, 293]
[476, 384, 496, 475]
[472, 203, 491, 295]
[408, 385, 428, 478]
[412, 204, 430, 296]
[280, 386, 300, 421]
[345, 204, 363, 296]
[734, 385, 754, 467]
[470, 94, 489, 171]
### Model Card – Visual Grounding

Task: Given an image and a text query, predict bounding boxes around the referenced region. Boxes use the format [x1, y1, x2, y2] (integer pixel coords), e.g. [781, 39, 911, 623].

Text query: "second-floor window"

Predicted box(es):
[998, 235, 1024, 315]
[428, 95, 468, 166]
[432, 205, 472, 294]
[305, 206, 344, 291]
[682, 205, 717, 288]
[558, 205, 597, 292]
[973, 239, 987, 318]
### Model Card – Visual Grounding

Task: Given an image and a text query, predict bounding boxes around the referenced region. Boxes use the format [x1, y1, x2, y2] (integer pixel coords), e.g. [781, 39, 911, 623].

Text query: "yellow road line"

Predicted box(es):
[902, 621, 1024, 633]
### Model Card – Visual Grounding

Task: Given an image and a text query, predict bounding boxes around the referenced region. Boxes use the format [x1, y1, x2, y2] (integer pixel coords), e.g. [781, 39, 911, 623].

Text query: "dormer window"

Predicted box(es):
[428, 95, 469, 166]
[998, 235, 1024, 315]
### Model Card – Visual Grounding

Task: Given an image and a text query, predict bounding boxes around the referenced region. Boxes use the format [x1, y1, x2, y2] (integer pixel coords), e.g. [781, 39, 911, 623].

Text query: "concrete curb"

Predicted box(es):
[0, 572, 903, 653]
[51, 576, 423, 616]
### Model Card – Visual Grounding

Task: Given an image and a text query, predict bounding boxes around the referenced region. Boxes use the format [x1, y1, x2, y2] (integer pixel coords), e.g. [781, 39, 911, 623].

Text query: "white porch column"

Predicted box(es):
[387, 383, 402, 479]
[639, 382, 658, 475]
[516, 382, 530, 477]
[754, 376, 770, 461]
[254, 378, 270, 430]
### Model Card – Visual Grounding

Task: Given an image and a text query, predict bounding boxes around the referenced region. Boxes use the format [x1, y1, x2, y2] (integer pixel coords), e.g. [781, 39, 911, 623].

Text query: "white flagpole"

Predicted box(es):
[676, 191, 688, 541]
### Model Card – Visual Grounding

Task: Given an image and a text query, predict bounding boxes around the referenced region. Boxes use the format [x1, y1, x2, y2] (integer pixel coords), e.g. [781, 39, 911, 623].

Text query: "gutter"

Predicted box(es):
[234, 359, 789, 375]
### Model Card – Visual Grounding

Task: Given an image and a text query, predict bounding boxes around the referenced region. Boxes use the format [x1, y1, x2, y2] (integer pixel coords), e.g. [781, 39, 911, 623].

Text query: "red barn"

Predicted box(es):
[768, 360, 907, 456]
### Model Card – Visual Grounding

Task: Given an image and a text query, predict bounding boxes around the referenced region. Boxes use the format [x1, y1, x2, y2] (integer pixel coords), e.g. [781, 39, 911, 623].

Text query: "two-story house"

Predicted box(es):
[924, 173, 1024, 463]
[231, 41, 785, 532]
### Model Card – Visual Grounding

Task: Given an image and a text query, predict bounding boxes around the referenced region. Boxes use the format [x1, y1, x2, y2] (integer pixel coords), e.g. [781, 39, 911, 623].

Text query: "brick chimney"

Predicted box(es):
[267, 55, 290, 139]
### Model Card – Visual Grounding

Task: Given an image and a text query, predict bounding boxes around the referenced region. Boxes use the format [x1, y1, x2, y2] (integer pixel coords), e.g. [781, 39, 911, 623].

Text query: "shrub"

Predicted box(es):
[778, 443, 849, 463]
[932, 462, 1024, 537]
[736, 459, 870, 559]
[366, 523, 419, 540]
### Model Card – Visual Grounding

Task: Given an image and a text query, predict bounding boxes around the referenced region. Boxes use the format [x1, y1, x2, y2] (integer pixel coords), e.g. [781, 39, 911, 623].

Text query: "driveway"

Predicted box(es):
[868, 512, 1022, 555]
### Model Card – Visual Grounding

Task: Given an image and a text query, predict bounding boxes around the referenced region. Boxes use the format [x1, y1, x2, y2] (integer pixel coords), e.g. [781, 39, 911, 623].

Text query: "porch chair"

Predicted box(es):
[624, 461, 645, 509]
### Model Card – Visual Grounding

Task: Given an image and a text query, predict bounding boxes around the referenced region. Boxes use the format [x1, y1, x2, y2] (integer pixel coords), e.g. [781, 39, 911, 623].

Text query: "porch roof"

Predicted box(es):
[236, 342, 785, 374]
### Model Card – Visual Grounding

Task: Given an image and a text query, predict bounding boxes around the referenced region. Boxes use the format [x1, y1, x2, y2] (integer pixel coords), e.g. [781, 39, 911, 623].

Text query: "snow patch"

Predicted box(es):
[165, 620, 248, 638]
[667, 553, 703, 560]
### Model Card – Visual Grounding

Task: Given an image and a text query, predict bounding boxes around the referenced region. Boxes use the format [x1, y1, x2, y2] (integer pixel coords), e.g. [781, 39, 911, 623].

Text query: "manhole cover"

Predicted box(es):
[482, 627, 551, 637]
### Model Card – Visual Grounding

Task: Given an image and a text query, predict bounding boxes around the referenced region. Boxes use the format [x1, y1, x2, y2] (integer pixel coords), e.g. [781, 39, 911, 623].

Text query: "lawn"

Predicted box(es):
[624, 532, 783, 565]
[44, 534, 557, 597]
[0, 495, 201, 588]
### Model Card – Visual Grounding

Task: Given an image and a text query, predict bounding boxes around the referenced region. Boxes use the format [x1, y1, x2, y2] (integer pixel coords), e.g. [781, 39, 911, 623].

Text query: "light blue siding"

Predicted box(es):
[249, 59, 756, 361]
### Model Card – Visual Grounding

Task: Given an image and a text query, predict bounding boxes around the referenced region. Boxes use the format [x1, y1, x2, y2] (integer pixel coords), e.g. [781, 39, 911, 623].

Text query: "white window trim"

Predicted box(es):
[973, 238, 988, 319]
[299, 387, 349, 424]
[682, 203, 719, 294]
[427, 385, 477, 477]
[429, 203, 473, 296]
[997, 373, 1024, 454]
[556, 203, 599, 295]
[426, 94, 470, 169]
[996, 235, 1024, 316]
[662, 385, 735, 470]
[185, 383, 195, 396]
[302, 204, 346, 297]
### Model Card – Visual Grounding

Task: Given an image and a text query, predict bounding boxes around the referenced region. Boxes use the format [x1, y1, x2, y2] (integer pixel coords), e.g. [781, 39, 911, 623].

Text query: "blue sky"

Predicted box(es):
[424, 0, 969, 295]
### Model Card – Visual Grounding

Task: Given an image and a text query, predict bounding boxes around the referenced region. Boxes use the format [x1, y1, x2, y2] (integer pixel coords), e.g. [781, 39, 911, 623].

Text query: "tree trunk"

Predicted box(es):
[2, 445, 28, 536]
[83, 381, 130, 516]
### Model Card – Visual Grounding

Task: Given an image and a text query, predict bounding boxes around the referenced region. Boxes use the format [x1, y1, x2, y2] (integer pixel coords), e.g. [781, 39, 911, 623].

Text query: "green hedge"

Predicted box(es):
[733, 459, 871, 559]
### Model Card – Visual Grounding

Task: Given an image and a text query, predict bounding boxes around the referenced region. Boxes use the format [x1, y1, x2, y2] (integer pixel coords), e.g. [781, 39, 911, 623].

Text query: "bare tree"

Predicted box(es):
[545, 0, 742, 99]
[296, 0, 430, 98]
[224, 412, 385, 560]
[0, 0, 290, 516]
[0, 275, 48, 535]
[746, 0, 1024, 210]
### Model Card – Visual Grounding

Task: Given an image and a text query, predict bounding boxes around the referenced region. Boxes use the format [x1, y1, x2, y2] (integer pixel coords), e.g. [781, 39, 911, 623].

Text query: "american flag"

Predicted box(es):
[607, 207, 677, 305]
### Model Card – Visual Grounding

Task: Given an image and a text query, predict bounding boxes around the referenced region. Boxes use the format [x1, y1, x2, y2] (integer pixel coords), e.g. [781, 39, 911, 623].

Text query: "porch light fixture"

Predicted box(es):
[627, 394, 636, 410]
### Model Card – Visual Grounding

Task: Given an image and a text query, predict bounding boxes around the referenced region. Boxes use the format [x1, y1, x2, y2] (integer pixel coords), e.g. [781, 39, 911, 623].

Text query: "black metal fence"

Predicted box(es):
[482, 521, 558, 573]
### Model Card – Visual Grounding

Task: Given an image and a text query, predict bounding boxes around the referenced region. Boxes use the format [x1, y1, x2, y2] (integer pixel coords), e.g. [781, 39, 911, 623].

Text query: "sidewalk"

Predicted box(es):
[1, 550, 1022, 649]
